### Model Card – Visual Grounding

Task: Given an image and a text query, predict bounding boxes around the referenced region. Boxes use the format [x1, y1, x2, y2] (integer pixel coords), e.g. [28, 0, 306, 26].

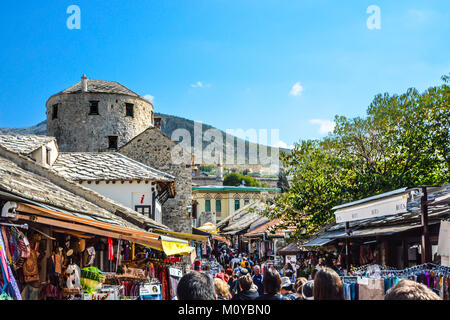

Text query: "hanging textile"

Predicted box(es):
[345, 263, 450, 300]
[23, 249, 40, 283]
[161, 240, 192, 256]
[0, 227, 21, 299]
[358, 278, 385, 300]
[107, 238, 114, 261]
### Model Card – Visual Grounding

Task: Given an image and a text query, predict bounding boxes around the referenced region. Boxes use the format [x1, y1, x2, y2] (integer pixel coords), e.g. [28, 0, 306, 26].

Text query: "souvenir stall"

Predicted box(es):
[151, 228, 213, 276]
[101, 253, 186, 300]
[0, 201, 194, 300]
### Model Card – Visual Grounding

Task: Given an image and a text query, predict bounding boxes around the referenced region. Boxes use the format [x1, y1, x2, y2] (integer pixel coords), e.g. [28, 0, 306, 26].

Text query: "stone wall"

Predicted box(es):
[197, 211, 216, 227]
[46, 92, 153, 152]
[192, 176, 223, 186]
[119, 127, 193, 233]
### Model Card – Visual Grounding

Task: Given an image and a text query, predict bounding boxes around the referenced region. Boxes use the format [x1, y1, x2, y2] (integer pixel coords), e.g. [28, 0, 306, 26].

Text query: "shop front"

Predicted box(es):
[0, 199, 198, 300]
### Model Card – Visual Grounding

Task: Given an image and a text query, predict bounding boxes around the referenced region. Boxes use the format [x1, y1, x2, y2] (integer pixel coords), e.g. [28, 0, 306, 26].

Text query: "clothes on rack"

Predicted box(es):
[438, 220, 450, 267]
[344, 263, 450, 300]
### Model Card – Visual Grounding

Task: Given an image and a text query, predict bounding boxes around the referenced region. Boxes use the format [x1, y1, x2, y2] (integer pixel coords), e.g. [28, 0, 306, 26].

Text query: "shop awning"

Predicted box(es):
[279, 240, 308, 255]
[192, 227, 231, 246]
[211, 234, 231, 246]
[428, 193, 450, 206]
[152, 228, 209, 242]
[16, 202, 164, 251]
[336, 223, 424, 239]
[195, 223, 217, 234]
[302, 223, 426, 248]
[302, 237, 336, 247]
[159, 235, 194, 256]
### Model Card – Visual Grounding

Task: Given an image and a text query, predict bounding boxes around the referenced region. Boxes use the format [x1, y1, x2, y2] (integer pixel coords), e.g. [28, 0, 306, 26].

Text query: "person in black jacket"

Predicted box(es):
[254, 267, 289, 300]
[231, 274, 259, 301]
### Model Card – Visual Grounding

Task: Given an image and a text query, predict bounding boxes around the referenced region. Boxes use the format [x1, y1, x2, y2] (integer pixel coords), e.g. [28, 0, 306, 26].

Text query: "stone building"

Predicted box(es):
[119, 127, 193, 234]
[192, 185, 281, 225]
[46, 75, 154, 152]
[45, 75, 193, 233]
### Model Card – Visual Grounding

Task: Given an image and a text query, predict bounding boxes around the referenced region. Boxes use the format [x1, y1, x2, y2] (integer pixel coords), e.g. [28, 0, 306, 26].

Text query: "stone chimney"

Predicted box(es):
[154, 117, 162, 130]
[81, 74, 88, 92]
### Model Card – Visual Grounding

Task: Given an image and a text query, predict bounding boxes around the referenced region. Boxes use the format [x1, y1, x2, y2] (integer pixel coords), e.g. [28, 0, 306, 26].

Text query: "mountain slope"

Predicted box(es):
[0, 114, 288, 169]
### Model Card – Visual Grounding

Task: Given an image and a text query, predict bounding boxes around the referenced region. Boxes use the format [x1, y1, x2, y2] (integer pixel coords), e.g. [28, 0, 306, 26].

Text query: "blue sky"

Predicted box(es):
[0, 0, 449, 148]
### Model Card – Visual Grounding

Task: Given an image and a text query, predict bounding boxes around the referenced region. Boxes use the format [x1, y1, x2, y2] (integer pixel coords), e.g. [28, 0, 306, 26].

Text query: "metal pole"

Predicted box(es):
[420, 187, 432, 263]
[345, 222, 350, 272]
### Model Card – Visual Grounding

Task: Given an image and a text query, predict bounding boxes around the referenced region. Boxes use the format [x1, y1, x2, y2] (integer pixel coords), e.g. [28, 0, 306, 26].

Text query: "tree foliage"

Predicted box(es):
[265, 76, 450, 238]
[223, 172, 261, 187]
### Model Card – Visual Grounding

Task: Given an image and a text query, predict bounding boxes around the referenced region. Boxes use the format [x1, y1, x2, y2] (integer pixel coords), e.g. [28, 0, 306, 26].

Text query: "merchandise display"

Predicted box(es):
[0, 223, 193, 300]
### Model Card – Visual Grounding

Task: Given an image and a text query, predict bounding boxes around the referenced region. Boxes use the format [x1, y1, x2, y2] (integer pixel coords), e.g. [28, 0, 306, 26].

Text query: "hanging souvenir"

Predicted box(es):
[66, 264, 81, 289]
[23, 249, 40, 283]
[107, 238, 114, 261]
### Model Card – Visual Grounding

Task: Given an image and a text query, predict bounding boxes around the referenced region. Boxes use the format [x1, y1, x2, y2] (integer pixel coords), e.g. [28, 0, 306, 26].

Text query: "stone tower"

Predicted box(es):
[46, 75, 154, 152]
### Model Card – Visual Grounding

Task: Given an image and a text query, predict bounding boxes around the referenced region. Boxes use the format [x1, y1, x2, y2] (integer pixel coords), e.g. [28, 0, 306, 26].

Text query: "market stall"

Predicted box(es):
[0, 200, 193, 300]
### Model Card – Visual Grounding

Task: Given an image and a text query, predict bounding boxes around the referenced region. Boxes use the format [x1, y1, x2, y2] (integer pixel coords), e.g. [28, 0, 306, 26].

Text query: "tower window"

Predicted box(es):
[108, 136, 118, 150]
[234, 200, 240, 211]
[125, 103, 134, 117]
[52, 104, 58, 120]
[89, 101, 99, 115]
[205, 199, 211, 212]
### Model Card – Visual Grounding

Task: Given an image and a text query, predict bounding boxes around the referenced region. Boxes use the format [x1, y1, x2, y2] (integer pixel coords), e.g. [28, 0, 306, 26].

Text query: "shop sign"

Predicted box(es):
[334, 194, 408, 223]
[285, 255, 296, 266]
[140, 284, 161, 296]
[169, 267, 183, 278]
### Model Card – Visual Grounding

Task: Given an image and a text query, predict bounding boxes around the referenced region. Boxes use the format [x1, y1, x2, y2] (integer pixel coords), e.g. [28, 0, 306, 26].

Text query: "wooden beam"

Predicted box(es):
[16, 203, 155, 238]
[52, 228, 94, 239]
[17, 214, 162, 249]
[17, 214, 123, 239]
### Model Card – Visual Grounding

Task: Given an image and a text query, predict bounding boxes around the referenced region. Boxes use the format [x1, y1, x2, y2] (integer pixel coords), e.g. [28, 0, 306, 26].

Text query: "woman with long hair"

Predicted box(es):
[313, 267, 345, 300]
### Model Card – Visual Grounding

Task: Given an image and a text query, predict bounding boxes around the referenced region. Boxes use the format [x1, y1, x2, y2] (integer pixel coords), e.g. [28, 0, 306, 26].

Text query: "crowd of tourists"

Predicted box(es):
[176, 248, 443, 301]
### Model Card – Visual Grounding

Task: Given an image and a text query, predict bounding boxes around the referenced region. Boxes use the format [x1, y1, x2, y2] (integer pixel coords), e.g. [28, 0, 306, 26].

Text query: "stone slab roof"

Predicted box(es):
[52, 152, 175, 182]
[60, 79, 141, 97]
[218, 202, 267, 233]
[0, 134, 55, 155]
[0, 154, 143, 231]
[245, 218, 282, 236]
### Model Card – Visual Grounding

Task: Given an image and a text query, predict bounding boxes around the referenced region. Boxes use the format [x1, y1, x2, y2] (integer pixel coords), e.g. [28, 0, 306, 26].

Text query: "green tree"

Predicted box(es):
[265, 76, 450, 238]
[223, 173, 261, 187]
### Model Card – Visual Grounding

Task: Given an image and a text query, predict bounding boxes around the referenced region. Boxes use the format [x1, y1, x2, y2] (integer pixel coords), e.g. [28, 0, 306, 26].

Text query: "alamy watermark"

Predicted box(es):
[67, 5, 81, 30]
[170, 122, 281, 172]
[366, 5, 381, 30]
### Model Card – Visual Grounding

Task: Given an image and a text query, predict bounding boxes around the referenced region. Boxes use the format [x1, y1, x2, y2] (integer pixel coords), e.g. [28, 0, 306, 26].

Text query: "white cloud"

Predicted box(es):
[407, 9, 434, 23]
[144, 94, 154, 102]
[309, 119, 336, 135]
[289, 82, 304, 96]
[191, 81, 203, 88]
[272, 140, 294, 149]
[191, 81, 211, 88]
